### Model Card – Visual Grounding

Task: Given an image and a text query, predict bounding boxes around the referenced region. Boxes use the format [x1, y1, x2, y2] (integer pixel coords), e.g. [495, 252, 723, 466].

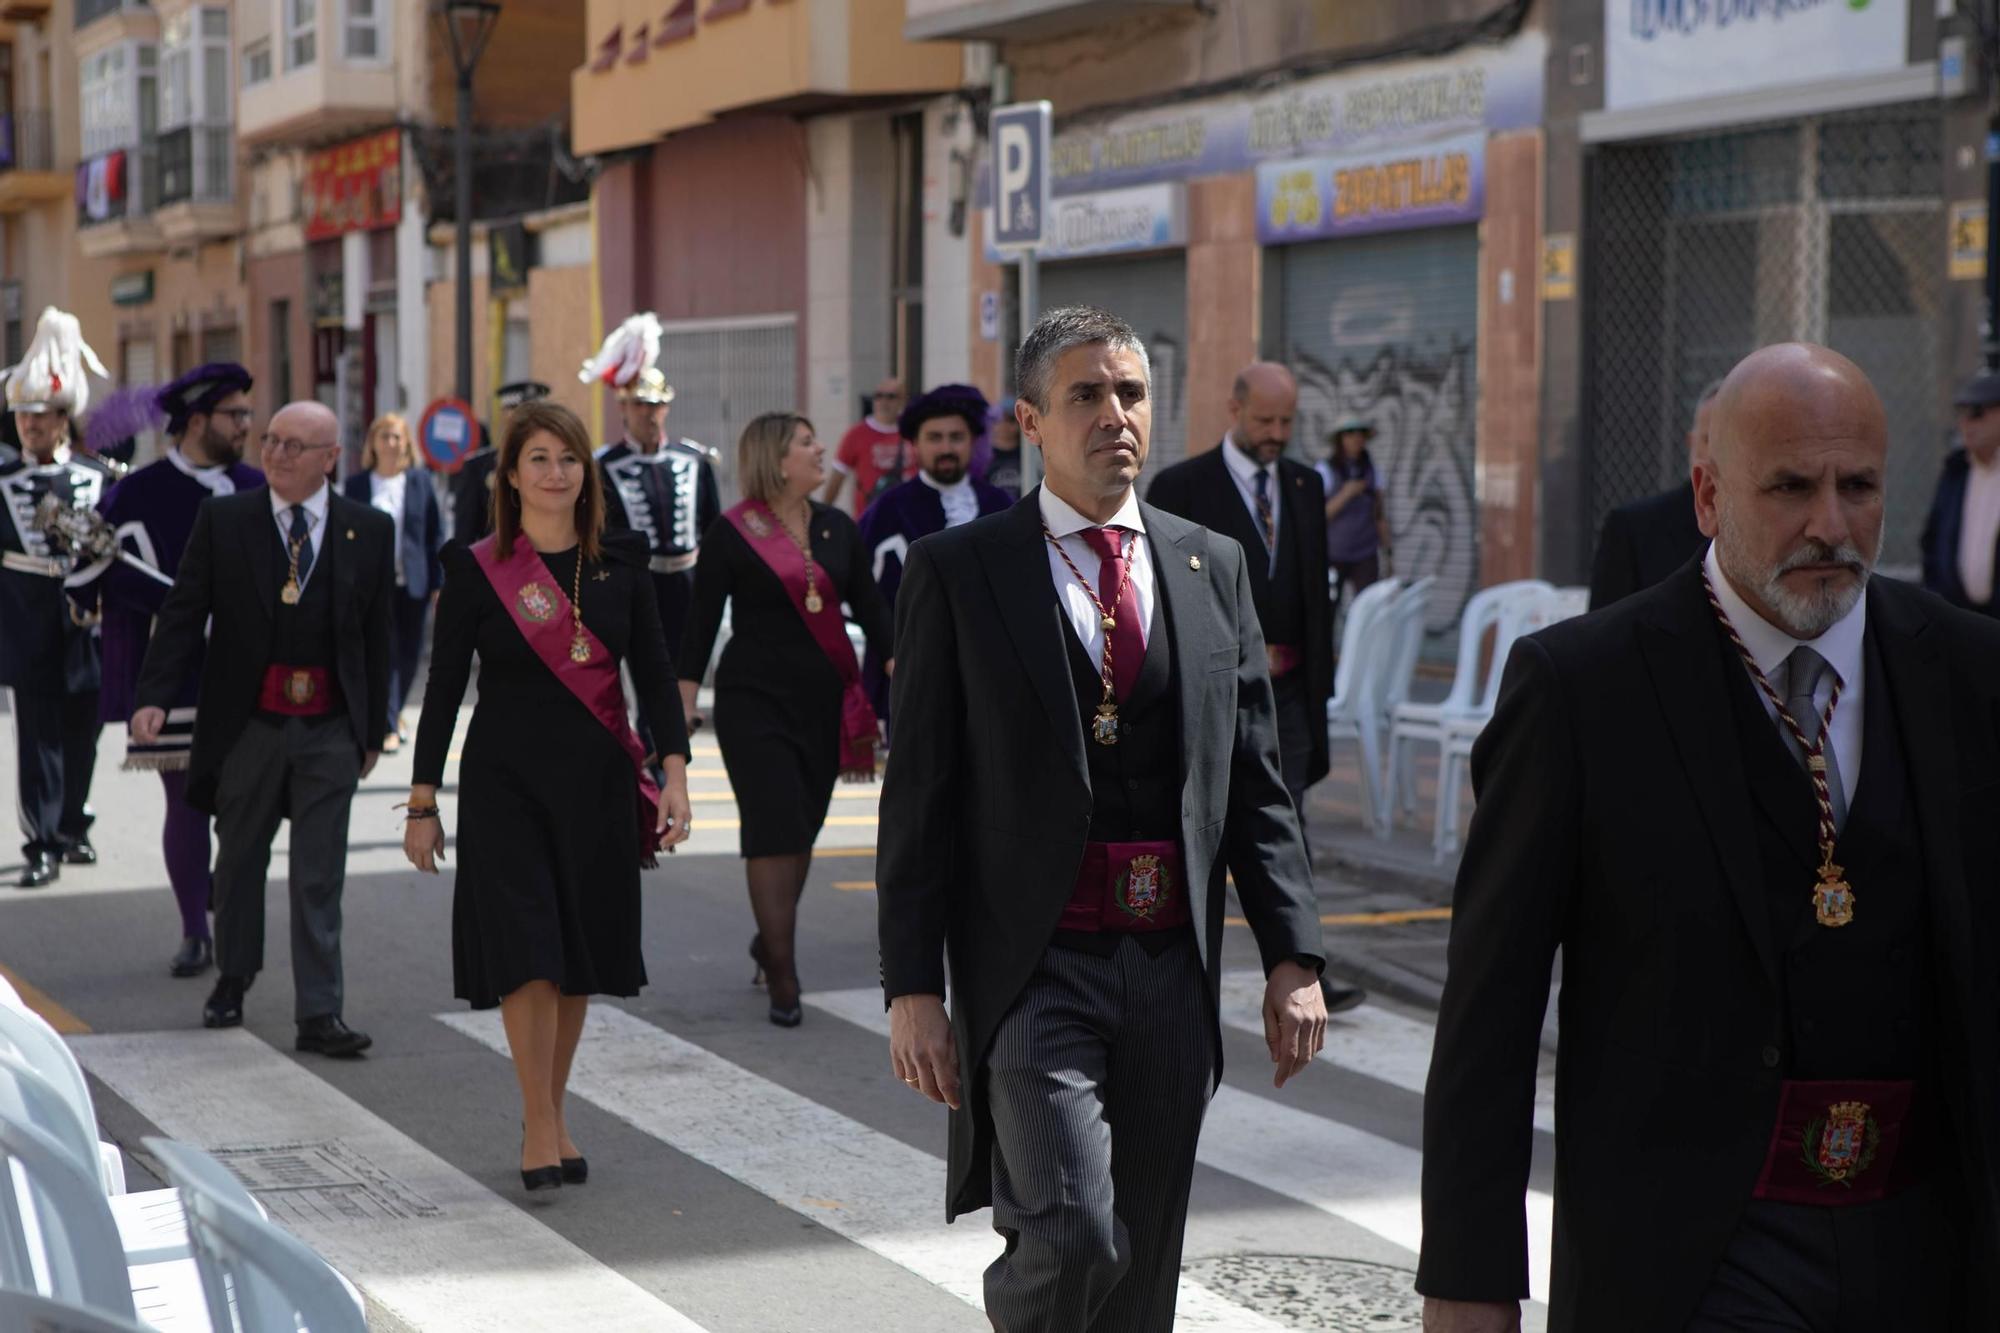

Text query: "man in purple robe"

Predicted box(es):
[83, 363, 260, 976]
[857, 385, 1014, 727]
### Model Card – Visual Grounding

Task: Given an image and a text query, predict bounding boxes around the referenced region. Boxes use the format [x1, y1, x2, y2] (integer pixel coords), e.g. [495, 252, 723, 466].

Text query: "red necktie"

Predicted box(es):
[1080, 526, 1144, 701]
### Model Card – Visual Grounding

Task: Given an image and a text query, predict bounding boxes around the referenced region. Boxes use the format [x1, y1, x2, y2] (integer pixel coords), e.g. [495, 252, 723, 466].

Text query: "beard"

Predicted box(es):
[926, 456, 965, 484]
[200, 424, 243, 465]
[1715, 499, 1876, 639]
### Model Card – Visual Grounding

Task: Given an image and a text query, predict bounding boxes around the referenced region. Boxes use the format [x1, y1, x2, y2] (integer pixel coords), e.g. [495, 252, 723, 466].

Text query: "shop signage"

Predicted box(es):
[1541, 234, 1578, 301]
[985, 183, 1187, 262]
[1605, 0, 1910, 114]
[989, 33, 1543, 202]
[110, 270, 155, 307]
[304, 128, 403, 242]
[1255, 132, 1484, 245]
[1950, 202, 1986, 282]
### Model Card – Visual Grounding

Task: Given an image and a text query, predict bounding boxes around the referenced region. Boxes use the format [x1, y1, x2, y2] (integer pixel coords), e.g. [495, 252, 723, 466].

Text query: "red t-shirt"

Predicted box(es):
[835, 418, 908, 516]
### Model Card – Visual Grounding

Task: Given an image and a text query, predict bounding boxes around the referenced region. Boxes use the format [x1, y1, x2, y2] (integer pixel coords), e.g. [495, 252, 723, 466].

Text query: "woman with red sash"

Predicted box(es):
[403, 402, 692, 1192]
[679, 411, 893, 1028]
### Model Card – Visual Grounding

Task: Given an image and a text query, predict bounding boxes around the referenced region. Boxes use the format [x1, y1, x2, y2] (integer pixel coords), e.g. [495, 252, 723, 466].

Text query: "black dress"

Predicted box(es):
[679, 502, 893, 857]
[414, 531, 689, 1009]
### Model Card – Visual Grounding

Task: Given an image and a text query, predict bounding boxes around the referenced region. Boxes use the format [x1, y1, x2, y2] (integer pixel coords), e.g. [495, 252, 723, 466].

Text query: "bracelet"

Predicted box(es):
[398, 803, 441, 820]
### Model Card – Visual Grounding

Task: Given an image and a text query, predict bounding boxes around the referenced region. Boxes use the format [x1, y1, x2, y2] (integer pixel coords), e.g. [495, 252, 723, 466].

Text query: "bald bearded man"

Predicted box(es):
[1418, 344, 2000, 1332]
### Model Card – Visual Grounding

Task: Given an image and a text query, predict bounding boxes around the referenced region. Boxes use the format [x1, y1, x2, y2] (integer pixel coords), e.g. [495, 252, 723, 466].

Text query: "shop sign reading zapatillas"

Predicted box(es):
[1256, 132, 1484, 245]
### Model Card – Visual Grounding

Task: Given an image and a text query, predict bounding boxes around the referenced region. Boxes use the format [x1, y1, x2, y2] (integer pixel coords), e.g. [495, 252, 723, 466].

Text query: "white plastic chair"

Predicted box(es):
[1367, 576, 1437, 834]
[1431, 585, 1583, 860]
[0, 1103, 136, 1321]
[1324, 578, 1402, 832]
[0, 1005, 126, 1195]
[145, 1138, 366, 1333]
[1386, 579, 1551, 825]
[0, 1288, 156, 1333]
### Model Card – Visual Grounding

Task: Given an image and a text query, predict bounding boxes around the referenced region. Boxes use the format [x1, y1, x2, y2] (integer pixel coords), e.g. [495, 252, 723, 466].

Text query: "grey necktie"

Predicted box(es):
[1782, 645, 1846, 833]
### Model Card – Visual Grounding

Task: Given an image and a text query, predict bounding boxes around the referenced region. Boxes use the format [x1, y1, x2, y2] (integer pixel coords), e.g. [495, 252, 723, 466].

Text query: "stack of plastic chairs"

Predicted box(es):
[0, 981, 367, 1331]
[1323, 577, 1402, 833]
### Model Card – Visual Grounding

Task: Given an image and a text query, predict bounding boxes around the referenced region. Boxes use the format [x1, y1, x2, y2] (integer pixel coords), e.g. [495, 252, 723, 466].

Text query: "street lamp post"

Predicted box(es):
[439, 2, 501, 405]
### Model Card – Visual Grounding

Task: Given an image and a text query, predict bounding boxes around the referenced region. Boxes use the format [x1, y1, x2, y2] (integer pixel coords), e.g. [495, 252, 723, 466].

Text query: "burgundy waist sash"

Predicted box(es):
[724, 500, 876, 773]
[1752, 1078, 1918, 1206]
[470, 536, 662, 863]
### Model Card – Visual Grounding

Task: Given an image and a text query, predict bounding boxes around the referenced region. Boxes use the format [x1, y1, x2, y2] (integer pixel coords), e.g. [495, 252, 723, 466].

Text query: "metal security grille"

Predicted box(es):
[1263, 226, 1481, 645]
[1040, 254, 1190, 467]
[654, 316, 798, 505]
[1586, 104, 1945, 569]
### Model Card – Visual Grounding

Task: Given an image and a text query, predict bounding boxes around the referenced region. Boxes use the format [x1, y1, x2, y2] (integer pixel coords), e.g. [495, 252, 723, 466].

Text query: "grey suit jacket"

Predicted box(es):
[876, 489, 1325, 1218]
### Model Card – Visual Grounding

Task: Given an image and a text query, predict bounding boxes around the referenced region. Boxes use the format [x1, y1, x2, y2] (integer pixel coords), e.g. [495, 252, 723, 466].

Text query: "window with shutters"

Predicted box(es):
[287, 0, 317, 70]
[242, 39, 272, 87]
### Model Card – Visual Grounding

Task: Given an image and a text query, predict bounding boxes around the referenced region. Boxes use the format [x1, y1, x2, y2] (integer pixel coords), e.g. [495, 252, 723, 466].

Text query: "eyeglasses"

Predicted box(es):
[215, 408, 256, 424]
[875, 391, 905, 401]
[261, 434, 337, 458]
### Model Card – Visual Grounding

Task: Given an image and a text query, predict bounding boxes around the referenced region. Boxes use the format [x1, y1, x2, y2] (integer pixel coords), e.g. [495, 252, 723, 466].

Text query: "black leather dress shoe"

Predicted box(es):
[1321, 980, 1368, 1015]
[170, 937, 213, 978]
[203, 975, 249, 1028]
[296, 1015, 372, 1058]
[16, 853, 58, 889]
[61, 841, 97, 866]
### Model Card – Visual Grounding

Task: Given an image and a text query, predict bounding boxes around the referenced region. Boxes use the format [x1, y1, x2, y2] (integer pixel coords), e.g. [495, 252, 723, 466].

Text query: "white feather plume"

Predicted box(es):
[578, 312, 663, 389]
[6, 307, 110, 416]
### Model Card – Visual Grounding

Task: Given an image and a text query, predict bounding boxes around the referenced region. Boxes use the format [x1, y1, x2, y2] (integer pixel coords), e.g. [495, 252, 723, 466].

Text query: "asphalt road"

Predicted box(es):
[0, 687, 1554, 1333]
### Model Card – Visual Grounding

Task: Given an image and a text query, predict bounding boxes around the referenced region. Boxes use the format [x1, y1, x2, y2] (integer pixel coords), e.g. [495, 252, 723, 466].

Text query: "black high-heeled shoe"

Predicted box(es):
[561, 1156, 588, 1185]
[768, 971, 803, 1028]
[521, 1165, 562, 1191]
[749, 934, 767, 988]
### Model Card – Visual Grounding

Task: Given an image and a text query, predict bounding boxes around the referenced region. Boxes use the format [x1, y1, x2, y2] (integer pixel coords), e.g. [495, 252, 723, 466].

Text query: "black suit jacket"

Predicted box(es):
[1418, 561, 2000, 1330]
[1146, 445, 1333, 785]
[341, 470, 445, 599]
[1919, 448, 2000, 616]
[1586, 481, 1706, 611]
[136, 488, 396, 813]
[877, 491, 1326, 1218]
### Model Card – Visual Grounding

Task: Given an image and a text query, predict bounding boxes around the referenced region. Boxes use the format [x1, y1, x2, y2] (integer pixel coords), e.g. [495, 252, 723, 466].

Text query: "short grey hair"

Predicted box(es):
[1016, 306, 1151, 411]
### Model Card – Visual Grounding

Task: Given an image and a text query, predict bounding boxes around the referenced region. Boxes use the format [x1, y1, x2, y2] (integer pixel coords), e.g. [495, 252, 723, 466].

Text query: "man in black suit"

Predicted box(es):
[1419, 344, 2000, 1332]
[1586, 379, 1719, 610]
[1919, 367, 2000, 618]
[450, 380, 548, 543]
[1146, 362, 1332, 815]
[133, 401, 394, 1057]
[879, 307, 1329, 1332]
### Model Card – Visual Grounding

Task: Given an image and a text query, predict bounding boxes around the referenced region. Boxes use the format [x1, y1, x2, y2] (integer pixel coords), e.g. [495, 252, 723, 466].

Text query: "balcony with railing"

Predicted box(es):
[0, 109, 70, 212]
[155, 123, 238, 243]
[76, 143, 164, 257]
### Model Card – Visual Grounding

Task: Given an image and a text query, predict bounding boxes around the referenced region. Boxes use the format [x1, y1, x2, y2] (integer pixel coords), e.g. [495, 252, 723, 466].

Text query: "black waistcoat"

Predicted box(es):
[1064, 584, 1180, 843]
[268, 524, 337, 668]
[1718, 628, 1934, 1083]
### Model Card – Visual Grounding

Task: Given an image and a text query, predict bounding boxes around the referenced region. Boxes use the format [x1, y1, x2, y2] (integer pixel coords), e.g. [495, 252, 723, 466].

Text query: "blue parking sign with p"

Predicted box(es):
[991, 101, 1052, 253]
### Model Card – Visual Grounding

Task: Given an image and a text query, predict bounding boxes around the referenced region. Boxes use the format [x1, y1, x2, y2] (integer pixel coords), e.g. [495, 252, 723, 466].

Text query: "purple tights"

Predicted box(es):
[159, 769, 212, 941]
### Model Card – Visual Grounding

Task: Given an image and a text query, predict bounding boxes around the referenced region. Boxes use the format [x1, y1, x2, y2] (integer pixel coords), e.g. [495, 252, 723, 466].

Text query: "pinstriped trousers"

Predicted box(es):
[982, 932, 1214, 1333]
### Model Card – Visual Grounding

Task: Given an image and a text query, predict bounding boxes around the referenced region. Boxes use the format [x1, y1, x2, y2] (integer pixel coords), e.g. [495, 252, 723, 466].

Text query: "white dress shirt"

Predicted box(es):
[1704, 543, 1864, 811]
[1958, 450, 2000, 606]
[369, 470, 408, 586]
[1040, 485, 1157, 663]
[271, 481, 330, 592]
[1219, 433, 1279, 570]
[920, 470, 980, 528]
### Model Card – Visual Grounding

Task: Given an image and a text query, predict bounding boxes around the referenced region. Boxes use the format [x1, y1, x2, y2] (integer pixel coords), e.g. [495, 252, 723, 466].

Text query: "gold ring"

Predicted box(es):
[904, 1077, 919, 1085]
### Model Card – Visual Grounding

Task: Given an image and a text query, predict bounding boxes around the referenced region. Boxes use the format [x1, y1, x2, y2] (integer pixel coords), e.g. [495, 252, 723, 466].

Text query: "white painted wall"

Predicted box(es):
[922, 96, 973, 389]
[805, 114, 894, 438]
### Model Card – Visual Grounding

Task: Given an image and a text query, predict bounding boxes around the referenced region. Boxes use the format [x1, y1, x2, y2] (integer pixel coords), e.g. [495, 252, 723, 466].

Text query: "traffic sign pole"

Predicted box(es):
[990, 99, 1052, 494]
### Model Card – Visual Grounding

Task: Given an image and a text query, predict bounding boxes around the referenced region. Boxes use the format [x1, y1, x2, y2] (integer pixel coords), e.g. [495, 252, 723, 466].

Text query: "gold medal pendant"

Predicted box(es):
[1813, 856, 1856, 928]
[1091, 702, 1119, 746]
[570, 634, 591, 664]
[804, 592, 824, 614]
[279, 580, 301, 605]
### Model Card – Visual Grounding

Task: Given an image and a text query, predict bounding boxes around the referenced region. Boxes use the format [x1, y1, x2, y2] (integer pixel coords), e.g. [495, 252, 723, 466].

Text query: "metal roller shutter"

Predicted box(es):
[1264, 226, 1480, 646]
[1039, 253, 1190, 468]
[655, 315, 798, 505]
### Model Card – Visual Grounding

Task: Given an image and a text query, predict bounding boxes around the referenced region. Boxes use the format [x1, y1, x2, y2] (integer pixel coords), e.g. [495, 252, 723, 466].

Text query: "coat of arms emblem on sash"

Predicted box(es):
[1116, 854, 1167, 921]
[1802, 1100, 1878, 1186]
[516, 582, 555, 623]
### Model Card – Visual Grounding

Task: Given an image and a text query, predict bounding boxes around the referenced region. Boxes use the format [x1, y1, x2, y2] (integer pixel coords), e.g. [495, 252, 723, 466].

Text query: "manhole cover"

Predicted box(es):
[1183, 1254, 1422, 1331]
[211, 1141, 441, 1226]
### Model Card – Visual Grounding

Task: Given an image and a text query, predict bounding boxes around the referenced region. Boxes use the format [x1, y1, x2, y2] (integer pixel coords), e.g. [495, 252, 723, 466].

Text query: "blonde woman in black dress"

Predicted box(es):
[679, 412, 892, 1027]
[404, 402, 692, 1190]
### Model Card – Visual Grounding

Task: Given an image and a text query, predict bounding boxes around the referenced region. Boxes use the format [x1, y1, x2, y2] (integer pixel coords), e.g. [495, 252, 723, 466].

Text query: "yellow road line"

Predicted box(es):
[815, 847, 875, 859]
[833, 881, 876, 892]
[0, 963, 90, 1034]
[1224, 906, 1452, 928]
[689, 788, 881, 804]
[693, 814, 879, 831]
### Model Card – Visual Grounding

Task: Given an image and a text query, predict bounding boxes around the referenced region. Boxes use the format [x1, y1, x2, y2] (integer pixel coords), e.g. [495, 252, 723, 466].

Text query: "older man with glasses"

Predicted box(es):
[133, 400, 395, 1054]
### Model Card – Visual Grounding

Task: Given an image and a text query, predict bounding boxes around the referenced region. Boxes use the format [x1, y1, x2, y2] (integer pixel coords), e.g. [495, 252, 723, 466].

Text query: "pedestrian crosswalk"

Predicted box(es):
[63, 977, 1555, 1332]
